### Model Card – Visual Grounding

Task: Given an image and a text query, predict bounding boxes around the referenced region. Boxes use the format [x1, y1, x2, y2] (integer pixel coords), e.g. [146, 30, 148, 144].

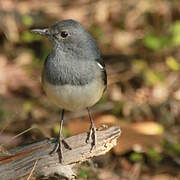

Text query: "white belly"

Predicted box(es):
[43, 78, 105, 111]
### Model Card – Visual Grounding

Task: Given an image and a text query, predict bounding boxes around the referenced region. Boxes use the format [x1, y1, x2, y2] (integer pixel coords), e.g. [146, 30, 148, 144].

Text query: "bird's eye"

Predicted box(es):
[60, 31, 68, 38]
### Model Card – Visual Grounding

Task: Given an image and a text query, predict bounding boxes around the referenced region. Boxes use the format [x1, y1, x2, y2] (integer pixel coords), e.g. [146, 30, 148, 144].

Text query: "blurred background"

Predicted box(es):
[0, 0, 180, 179]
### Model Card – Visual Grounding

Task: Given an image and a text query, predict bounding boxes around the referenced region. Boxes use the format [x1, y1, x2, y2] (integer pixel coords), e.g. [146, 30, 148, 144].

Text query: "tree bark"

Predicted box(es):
[0, 126, 121, 179]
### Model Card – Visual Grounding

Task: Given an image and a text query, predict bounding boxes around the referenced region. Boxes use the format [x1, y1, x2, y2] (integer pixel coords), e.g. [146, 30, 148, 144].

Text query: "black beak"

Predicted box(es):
[31, 28, 50, 36]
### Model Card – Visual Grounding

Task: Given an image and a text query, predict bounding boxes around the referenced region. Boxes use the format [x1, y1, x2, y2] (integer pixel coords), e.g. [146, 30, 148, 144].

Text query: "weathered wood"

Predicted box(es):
[0, 126, 121, 179]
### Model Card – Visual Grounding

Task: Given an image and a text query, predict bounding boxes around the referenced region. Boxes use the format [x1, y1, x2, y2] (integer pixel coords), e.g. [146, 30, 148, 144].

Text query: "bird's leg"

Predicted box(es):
[58, 109, 64, 159]
[52, 110, 72, 157]
[86, 108, 97, 150]
[51, 109, 64, 160]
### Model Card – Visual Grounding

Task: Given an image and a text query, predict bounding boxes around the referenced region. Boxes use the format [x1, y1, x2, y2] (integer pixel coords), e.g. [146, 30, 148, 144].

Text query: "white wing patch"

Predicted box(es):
[97, 62, 104, 69]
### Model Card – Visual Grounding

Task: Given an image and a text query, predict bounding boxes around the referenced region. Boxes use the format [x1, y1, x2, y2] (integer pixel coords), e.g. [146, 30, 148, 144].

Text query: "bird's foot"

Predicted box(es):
[50, 137, 72, 163]
[86, 125, 97, 151]
[62, 139, 72, 150]
[50, 138, 63, 163]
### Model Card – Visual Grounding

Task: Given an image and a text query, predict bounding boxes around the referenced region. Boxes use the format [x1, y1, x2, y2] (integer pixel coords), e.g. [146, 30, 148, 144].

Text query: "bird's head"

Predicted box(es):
[31, 19, 100, 58]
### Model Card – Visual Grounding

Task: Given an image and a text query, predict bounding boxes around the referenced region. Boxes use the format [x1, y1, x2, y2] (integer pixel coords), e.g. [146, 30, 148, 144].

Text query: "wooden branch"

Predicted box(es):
[0, 126, 121, 179]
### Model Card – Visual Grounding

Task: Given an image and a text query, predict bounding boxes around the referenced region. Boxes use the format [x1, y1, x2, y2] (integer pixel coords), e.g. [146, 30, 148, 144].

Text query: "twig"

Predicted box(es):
[26, 160, 38, 180]
[0, 126, 121, 179]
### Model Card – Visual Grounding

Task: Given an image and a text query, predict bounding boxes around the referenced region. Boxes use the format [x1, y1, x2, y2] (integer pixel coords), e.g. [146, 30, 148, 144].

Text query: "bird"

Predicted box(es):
[31, 19, 107, 161]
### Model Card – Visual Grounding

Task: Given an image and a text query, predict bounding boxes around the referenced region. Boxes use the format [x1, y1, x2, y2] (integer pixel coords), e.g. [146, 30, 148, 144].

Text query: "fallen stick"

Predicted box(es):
[0, 126, 121, 179]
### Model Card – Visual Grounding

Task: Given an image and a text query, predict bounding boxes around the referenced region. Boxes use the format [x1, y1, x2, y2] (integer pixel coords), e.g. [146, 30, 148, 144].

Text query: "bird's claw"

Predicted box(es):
[50, 138, 63, 161]
[86, 125, 97, 151]
[50, 137, 71, 163]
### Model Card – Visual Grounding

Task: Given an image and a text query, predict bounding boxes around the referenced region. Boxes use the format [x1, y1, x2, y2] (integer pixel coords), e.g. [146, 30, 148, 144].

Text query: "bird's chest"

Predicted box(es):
[43, 77, 104, 111]
[43, 57, 96, 86]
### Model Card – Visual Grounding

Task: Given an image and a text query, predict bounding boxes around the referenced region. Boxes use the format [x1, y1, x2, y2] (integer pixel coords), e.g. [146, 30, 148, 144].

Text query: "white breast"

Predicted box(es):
[43, 78, 105, 111]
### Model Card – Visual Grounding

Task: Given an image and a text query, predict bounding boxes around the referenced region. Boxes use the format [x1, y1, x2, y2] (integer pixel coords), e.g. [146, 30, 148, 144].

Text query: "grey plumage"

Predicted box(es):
[43, 52, 100, 86]
[42, 20, 106, 87]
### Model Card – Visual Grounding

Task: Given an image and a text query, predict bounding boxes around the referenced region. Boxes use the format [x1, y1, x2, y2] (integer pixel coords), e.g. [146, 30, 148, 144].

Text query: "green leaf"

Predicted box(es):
[78, 167, 90, 179]
[143, 33, 170, 50]
[166, 56, 180, 71]
[164, 141, 180, 155]
[133, 59, 147, 73]
[22, 15, 34, 27]
[147, 148, 162, 162]
[171, 21, 180, 46]
[171, 21, 180, 34]
[21, 31, 41, 43]
[23, 101, 33, 113]
[145, 69, 164, 86]
[0, 109, 5, 118]
[130, 152, 143, 162]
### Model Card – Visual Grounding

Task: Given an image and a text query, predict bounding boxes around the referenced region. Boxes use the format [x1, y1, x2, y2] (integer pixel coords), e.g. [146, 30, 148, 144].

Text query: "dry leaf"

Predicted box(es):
[114, 126, 163, 155]
[98, 169, 119, 180]
[112, 31, 136, 50]
[94, 0, 109, 23]
[67, 115, 163, 155]
[151, 174, 178, 180]
[15, 52, 33, 66]
[67, 115, 118, 135]
[131, 121, 163, 135]
[0, 55, 39, 96]
[109, 84, 122, 101]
